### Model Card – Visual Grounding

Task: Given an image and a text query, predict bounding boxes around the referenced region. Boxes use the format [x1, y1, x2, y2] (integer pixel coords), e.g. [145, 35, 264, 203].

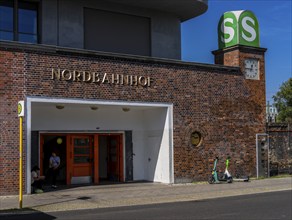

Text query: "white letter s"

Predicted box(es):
[221, 18, 235, 44]
[242, 17, 256, 42]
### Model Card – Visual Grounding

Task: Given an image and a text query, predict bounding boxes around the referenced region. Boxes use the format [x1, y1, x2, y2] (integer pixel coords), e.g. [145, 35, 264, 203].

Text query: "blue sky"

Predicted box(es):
[181, 0, 292, 104]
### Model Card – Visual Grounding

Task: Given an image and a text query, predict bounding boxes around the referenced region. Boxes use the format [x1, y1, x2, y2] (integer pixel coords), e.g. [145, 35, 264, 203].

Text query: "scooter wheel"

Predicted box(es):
[208, 175, 215, 184]
[227, 177, 233, 183]
[244, 176, 250, 182]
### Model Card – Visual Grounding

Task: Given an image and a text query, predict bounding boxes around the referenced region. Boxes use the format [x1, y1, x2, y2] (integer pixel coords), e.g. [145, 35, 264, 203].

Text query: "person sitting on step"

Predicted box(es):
[31, 165, 45, 193]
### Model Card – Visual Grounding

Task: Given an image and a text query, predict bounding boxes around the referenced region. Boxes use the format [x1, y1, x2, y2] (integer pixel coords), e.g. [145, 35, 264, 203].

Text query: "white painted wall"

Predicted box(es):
[31, 101, 172, 183]
[143, 108, 170, 183]
[32, 105, 143, 131]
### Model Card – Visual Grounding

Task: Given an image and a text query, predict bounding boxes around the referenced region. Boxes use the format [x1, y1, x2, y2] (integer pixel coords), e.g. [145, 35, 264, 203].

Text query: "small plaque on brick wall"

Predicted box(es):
[191, 131, 202, 147]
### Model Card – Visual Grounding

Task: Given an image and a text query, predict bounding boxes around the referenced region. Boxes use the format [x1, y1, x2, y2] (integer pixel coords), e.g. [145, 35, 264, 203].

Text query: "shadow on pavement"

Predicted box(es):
[0, 208, 56, 220]
[40, 180, 150, 193]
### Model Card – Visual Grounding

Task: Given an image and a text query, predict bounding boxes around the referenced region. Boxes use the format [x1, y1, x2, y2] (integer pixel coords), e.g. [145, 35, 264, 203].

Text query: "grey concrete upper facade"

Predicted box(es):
[102, 0, 208, 21]
[41, 0, 208, 59]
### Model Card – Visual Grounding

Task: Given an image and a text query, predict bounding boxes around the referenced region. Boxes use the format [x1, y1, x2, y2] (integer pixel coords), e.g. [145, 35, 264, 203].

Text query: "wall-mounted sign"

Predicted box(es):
[18, 101, 24, 117]
[51, 68, 153, 87]
[218, 10, 259, 49]
[191, 131, 202, 147]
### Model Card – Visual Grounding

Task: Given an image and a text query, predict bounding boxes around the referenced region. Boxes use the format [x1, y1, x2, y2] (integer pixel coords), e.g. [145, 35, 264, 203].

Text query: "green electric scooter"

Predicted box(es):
[208, 156, 233, 184]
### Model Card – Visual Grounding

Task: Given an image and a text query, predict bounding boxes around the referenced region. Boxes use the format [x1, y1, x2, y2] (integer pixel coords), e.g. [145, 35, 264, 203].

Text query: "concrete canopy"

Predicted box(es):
[105, 0, 208, 21]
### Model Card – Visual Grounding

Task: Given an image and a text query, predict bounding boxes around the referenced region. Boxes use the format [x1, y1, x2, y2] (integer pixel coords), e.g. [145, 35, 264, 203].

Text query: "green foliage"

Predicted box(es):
[273, 78, 292, 122]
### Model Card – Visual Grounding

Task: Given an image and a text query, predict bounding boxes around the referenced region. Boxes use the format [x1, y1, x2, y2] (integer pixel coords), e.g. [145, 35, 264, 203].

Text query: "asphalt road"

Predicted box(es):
[1, 190, 291, 220]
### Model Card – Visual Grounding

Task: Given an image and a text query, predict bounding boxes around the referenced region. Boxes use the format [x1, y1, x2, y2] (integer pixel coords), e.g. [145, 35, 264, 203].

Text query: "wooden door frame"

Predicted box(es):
[98, 133, 124, 182]
[40, 132, 123, 185]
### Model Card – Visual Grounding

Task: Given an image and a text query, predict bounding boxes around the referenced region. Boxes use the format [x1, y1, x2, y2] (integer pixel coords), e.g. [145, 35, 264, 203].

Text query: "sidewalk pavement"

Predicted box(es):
[0, 177, 291, 213]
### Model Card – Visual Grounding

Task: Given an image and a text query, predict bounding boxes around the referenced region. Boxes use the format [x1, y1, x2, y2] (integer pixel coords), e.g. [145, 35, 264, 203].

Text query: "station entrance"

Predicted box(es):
[40, 133, 124, 185]
[28, 99, 173, 194]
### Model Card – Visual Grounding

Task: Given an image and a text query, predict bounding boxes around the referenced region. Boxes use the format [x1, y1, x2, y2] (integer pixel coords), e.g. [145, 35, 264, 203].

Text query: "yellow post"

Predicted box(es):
[18, 101, 24, 209]
[19, 116, 23, 209]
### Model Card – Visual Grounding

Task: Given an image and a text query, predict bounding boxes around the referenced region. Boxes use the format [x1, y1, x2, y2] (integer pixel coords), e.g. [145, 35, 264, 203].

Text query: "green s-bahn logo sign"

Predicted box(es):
[218, 10, 259, 49]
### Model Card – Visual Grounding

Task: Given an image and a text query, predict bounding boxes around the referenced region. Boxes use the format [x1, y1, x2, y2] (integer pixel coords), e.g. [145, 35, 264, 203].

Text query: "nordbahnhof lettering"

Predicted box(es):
[51, 68, 153, 87]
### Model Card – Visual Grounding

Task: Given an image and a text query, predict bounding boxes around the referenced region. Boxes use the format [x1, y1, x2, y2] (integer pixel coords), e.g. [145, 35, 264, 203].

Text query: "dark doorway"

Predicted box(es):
[41, 135, 66, 185]
[98, 134, 123, 182]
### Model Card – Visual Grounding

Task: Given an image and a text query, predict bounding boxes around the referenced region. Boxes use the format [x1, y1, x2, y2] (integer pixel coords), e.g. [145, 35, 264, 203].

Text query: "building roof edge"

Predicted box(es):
[0, 41, 240, 74]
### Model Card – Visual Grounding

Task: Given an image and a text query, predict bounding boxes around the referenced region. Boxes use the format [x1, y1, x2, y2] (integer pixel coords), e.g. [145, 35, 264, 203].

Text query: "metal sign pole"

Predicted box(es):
[18, 101, 24, 209]
[19, 116, 23, 209]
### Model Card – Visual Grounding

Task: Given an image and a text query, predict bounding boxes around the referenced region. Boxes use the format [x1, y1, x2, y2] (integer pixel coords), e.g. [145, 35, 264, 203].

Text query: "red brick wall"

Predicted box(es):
[0, 51, 26, 195]
[0, 43, 266, 194]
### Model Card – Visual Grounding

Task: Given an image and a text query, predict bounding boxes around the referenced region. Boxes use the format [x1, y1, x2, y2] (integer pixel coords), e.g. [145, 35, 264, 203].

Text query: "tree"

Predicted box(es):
[273, 77, 292, 122]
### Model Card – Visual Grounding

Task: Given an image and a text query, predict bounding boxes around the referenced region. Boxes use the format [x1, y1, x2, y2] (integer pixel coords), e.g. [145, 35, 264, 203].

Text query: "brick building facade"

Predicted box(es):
[0, 42, 266, 195]
[0, 1, 268, 196]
